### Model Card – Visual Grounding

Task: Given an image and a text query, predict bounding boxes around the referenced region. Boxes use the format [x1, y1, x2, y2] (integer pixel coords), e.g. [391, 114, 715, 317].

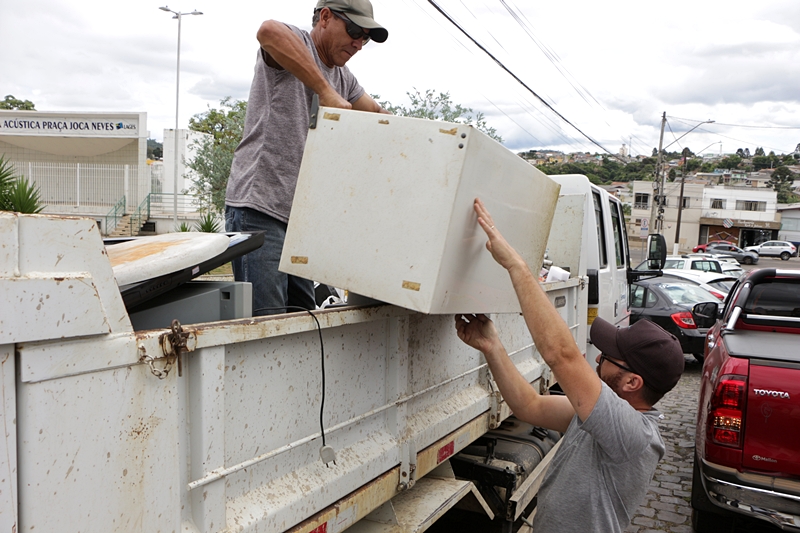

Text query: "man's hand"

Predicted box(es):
[455, 314, 501, 355]
[319, 87, 353, 110]
[474, 198, 526, 272]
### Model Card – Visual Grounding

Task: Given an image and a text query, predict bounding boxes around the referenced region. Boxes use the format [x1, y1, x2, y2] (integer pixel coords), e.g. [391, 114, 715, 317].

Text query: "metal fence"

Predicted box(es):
[10, 161, 159, 215]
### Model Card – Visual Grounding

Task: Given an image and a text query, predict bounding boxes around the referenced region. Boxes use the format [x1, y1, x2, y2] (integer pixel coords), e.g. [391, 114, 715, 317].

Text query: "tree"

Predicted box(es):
[375, 89, 503, 143]
[0, 95, 35, 110]
[736, 148, 745, 157]
[147, 138, 163, 160]
[186, 97, 247, 213]
[754, 147, 765, 157]
[769, 166, 799, 203]
[744, 148, 751, 158]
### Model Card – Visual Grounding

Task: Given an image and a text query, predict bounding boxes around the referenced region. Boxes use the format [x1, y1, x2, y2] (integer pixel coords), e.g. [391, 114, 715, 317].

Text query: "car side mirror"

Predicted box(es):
[693, 301, 720, 328]
[646, 234, 667, 270]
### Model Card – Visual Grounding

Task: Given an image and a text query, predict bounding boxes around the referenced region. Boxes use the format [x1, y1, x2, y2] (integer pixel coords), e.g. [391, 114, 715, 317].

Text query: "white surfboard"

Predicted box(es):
[107, 232, 230, 287]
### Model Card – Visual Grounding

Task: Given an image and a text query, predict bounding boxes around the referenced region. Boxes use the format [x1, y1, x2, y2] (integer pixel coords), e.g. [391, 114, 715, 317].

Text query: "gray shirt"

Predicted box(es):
[225, 24, 365, 223]
[533, 383, 665, 532]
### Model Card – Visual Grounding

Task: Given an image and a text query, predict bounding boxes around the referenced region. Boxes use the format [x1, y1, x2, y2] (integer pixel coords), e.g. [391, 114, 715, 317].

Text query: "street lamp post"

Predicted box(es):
[649, 116, 714, 238]
[160, 6, 203, 227]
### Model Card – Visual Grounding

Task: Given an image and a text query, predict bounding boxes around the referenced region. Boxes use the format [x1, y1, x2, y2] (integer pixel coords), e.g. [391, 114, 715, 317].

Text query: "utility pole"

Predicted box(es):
[674, 147, 690, 254]
[649, 112, 667, 235]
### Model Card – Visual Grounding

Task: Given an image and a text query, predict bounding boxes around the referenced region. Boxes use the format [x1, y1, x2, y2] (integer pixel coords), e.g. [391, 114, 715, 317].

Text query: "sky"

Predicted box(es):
[2, 0, 800, 158]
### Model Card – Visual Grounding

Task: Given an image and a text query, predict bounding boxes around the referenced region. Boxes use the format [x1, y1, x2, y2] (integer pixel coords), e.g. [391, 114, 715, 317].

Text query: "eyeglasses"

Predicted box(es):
[332, 11, 370, 44]
[599, 354, 635, 374]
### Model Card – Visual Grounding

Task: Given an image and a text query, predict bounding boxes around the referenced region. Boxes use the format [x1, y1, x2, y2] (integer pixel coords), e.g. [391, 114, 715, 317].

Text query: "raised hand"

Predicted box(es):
[473, 198, 526, 272]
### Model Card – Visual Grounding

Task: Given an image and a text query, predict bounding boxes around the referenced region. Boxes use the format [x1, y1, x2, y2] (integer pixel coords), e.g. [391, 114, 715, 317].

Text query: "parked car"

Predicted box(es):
[659, 270, 740, 300]
[743, 240, 797, 260]
[691, 269, 800, 531]
[719, 262, 745, 278]
[628, 277, 719, 361]
[635, 255, 723, 274]
[686, 252, 740, 266]
[692, 240, 736, 253]
[705, 244, 759, 265]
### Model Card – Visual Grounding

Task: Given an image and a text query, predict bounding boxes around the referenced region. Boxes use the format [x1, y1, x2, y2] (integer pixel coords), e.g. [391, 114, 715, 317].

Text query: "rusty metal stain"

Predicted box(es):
[287, 467, 400, 533]
[291, 256, 309, 265]
[439, 128, 458, 136]
[402, 281, 421, 292]
[378, 119, 390, 125]
[322, 112, 341, 121]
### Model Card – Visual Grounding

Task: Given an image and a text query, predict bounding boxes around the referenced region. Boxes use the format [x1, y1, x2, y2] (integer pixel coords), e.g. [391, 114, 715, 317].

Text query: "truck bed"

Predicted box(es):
[723, 331, 800, 361]
[1, 212, 587, 533]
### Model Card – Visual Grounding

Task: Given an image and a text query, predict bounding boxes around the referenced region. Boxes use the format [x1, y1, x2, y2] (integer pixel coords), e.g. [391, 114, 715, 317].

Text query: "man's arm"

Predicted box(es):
[455, 313, 576, 433]
[472, 198, 603, 422]
[352, 93, 391, 114]
[256, 20, 351, 109]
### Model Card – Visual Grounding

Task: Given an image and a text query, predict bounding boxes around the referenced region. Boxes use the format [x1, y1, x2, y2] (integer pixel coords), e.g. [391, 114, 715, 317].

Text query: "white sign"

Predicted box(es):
[640, 217, 649, 238]
[0, 116, 138, 137]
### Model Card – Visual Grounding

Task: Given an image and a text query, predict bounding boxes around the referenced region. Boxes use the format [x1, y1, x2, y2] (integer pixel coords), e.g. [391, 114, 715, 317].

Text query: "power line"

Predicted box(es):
[427, 0, 623, 161]
[670, 116, 800, 130]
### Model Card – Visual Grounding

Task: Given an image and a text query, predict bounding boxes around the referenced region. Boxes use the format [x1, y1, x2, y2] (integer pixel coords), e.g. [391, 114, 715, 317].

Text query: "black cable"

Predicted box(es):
[427, 0, 625, 163]
[254, 305, 327, 447]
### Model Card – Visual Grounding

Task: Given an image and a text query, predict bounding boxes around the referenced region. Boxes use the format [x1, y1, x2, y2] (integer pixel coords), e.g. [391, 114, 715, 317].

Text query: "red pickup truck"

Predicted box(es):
[691, 268, 800, 531]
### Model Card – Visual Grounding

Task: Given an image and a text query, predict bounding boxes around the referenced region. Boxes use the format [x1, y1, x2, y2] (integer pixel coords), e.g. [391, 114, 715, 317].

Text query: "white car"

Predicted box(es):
[744, 240, 797, 260]
[658, 270, 740, 300]
[635, 255, 723, 274]
[686, 252, 740, 266]
[719, 262, 745, 278]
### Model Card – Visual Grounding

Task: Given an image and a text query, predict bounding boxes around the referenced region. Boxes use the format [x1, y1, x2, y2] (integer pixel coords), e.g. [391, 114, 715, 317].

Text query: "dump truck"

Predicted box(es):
[0, 111, 663, 532]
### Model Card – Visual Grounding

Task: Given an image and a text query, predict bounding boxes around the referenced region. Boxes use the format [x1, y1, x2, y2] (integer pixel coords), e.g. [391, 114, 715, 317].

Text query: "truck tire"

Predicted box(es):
[781, 251, 791, 261]
[692, 353, 704, 364]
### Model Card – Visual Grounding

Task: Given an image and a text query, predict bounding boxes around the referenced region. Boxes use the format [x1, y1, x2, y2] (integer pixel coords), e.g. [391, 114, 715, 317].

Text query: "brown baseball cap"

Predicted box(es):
[316, 0, 388, 43]
[590, 317, 684, 394]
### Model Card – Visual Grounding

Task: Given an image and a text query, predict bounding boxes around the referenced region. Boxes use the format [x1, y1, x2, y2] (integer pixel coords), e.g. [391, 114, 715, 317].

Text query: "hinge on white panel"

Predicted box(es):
[398, 441, 417, 492]
[489, 389, 502, 429]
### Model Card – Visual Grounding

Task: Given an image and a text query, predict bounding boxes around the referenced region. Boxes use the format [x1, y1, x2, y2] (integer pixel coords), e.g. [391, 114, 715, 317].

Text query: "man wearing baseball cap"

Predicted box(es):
[455, 198, 685, 532]
[225, 1, 389, 315]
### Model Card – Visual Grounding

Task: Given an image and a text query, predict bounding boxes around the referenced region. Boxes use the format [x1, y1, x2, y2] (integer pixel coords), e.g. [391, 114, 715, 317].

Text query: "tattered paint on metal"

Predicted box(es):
[7, 214, 581, 533]
[0, 345, 18, 532]
[0, 274, 110, 344]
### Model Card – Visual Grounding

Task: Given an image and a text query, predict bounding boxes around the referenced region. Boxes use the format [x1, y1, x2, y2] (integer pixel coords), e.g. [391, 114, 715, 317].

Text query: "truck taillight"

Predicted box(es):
[708, 376, 747, 448]
[670, 311, 697, 329]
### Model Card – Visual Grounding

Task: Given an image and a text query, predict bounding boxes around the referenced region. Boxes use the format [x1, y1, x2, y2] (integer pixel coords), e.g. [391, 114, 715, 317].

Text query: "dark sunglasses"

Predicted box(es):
[599, 354, 635, 374]
[332, 11, 370, 44]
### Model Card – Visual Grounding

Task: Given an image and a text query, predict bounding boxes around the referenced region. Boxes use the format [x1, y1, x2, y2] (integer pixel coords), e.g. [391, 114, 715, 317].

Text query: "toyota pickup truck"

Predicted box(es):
[691, 268, 800, 531]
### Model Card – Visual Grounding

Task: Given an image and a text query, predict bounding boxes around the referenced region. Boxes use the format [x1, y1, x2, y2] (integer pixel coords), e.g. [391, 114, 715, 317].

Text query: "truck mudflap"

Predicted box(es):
[743, 360, 800, 477]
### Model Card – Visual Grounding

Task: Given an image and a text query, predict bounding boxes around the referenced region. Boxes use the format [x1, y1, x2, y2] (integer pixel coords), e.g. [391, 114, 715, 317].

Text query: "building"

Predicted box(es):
[778, 203, 800, 247]
[630, 179, 781, 251]
[0, 110, 206, 235]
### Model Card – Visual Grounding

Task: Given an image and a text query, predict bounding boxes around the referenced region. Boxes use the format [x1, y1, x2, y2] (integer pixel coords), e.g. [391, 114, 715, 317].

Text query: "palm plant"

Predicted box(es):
[195, 211, 221, 233]
[0, 156, 45, 213]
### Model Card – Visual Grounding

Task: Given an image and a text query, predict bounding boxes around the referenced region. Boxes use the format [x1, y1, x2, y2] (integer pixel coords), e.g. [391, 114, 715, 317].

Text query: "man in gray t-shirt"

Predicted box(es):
[225, 0, 389, 316]
[455, 199, 685, 532]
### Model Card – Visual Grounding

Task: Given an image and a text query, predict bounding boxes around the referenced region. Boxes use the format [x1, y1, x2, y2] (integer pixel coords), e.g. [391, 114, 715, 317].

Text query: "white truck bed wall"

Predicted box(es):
[0, 213, 584, 533]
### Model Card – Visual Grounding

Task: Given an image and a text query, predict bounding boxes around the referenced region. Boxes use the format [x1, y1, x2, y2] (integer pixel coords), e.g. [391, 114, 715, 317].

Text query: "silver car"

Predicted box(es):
[744, 240, 797, 260]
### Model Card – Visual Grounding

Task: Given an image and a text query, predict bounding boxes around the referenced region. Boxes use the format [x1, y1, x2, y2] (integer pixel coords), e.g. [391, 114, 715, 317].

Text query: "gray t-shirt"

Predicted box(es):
[533, 383, 665, 532]
[225, 24, 365, 223]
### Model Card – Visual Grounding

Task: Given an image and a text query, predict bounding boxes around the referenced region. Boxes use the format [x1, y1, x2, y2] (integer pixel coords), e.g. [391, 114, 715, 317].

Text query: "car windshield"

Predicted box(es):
[654, 282, 718, 305]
